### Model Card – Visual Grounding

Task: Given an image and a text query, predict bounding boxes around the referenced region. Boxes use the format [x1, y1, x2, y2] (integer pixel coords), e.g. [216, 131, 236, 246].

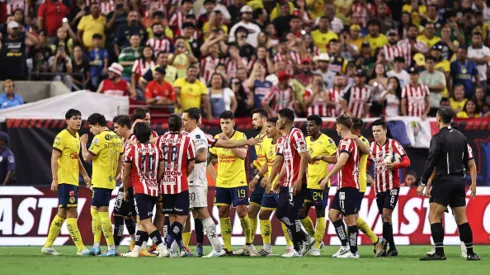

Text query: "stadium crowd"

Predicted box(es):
[1, 0, 490, 119]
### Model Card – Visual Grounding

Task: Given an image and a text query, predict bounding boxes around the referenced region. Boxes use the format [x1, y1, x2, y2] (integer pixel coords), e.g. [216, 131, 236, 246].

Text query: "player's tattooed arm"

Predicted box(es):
[195, 148, 207, 163]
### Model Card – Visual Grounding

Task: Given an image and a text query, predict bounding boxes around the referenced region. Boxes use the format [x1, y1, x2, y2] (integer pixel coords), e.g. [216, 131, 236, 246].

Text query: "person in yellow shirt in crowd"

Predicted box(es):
[402, 0, 427, 27]
[270, 0, 295, 20]
[312, 16, 339, 52]
[457, 99, 482, 119]
[144, 10, 174, 40]
[450, 84, 468, 114]
[202, 10, 229, 38]
[173, 65, 212, 120]
[430, 43, 451, 97]
[77, 2, 106, 49]
[169, 37, 198, 78]
[307, 0, 327, 20]
[348, 24, 364, 53]
[364, 19, 388, 53]
[42, 109, 91, 256]
[417, 22, 440, 49]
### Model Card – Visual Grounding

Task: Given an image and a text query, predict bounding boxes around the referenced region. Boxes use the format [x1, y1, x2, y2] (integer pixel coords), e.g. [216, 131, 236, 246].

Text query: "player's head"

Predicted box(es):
[277, 108, 295, 130]
[335, 114, 352, 136]
[306, 115, 322, 137]
[134, 122, 151, 143]
[436, 106, 453, 126]
[65, 109, 82, 131]
[371, 119, 387, 143]
[182, 107, 200, 132]
[219, 111, 235, 135]
[350, 118, 363, 136]
[251, 108, 269, 131]
[266, 117, 279, 138]
[168, 114, 183, 132]
[113, 115, 132, 137]
[133, 108, 151, 124]
[87, 113, 107, 135]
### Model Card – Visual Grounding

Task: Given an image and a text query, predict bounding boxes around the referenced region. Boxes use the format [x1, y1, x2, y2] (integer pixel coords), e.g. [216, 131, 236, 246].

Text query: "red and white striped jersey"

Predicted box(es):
[128, 130, 159, 142]
[224, 57, 249, 78]
[169, 10, 193, 34]
[100, 0, 115, 15]
[341, 85, 372, 118]
[262, 85, 295, 116]
[4, 0, 27, 16]
[124, 142, 162, 197]
[157, 132, 196, 194]
[146, 37, 171, 56]
[381, 43, 410, 64]
[132, 59, 155, 78]
[303, 87, 342, 117]
[121, 133, 135, 187]
[397, 39, 428, 57]
[201, 55, 223, 85]
[273, 51, 301, 65]
[281, 128, 308, 187]
[401, 83, 430, 117]
[337, 138, 360, 189]
[352, 3, 376, 27]
[141, 0, 168, 17]
[370, 139, 406, 193]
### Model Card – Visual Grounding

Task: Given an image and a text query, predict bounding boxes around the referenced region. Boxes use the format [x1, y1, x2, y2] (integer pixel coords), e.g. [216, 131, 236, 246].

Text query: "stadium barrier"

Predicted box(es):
[0, 186, 489, 246]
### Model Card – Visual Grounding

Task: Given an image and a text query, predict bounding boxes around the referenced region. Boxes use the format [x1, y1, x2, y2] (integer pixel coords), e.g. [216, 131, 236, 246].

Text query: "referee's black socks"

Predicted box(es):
[431, 223, 445, 256]
[383, 222, 395, 250]
[458, 222, 474, 255]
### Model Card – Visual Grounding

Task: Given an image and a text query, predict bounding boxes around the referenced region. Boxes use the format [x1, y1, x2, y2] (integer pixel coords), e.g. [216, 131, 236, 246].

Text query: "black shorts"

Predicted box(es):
[356, 191, 365, 210]
[429, 176, 466, 208]
[162, 190, 189, 215]
[113, 187, 135, 217]
[304, 188, 329, 208]
[91, 188, 112, 207]
[250, 178, 265, 206]
[58, 184, 78, 208]
[330, 187, 359, 216]
[376, 188, 399, 212]
[134, 193, 157, 220]
[277, 186, 308, 212]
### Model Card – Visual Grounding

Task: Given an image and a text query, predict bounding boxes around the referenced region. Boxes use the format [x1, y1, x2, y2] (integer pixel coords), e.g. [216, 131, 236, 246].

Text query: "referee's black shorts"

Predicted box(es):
[430, 175, 466, 208]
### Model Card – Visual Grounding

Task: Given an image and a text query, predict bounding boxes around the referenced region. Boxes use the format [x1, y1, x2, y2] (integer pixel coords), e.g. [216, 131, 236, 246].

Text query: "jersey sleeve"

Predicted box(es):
[276, 137, 284, 156]
[325, 137, 337, 156]
[187, 137, 196, 160]
[53, 133, 65, 152]
[392, 139, 407, 157]
[292, 130, 308, 154]
[339, 138, 354, 155]
[208, 135, 219, 156]
[205, 133, 218, 147]
[341, 86, 351, 102]
[88, 135, 103, 156]
[466, 143, 474, 160]
[124, 145, 135, 163]
[193, 133, 208, 152]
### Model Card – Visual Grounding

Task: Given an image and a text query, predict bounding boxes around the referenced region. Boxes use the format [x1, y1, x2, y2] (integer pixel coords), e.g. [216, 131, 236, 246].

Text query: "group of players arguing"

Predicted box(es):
[39, 105, 479, 260]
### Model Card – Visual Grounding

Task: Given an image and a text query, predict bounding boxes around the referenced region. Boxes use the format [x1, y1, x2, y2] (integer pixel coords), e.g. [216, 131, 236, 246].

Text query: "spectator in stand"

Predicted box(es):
[140, 51, 177, 89]
[198, 0, 217, 30]
[340, 69, 372, 118]
[450, 84, 468, 114]
[357, 42, 376, 73]
[346, 25, 363, 54]
[397, 24, 428, 57]
[173, 65, 212, 119]
[118, 34, 142, 83]
[169, 0, 194, 34]
[421, 4, 444, 30]
[49, 45, 73, 90]
[401, 170, 417, 187]
[37, 0, 68, 43]
[439, 97, 450, 108]
[303, 73, 336, 117]
[0, 132, 15, 186]
[0, 80, 23, 109]
[323, 3, 344, 34]
[208, 72, 236, 118]
[203, 10, 228, 38]
[71, 45, 90, 90]
[430, 43, 450, 97]
[132, 45, 154, 91]
[456, 99, 481, 119]
[272, 2, 292, 38]
[77, 2, 106, 49]
[89, 34, 108, 88]
[467, 33, 490, 91]
[312, 16, 338, 53]
[106, 0, 129, 34]
[144, 66, 175, 106]
[146, 22, 171, 56]
[364, 19, 388, 53]
[113, 11, 147, 56]
[295, 57, 314, 88]
[376, 2, 395, 33]
[253, 8, 268, 31]
[251, 45, 273, 75]
[230, 76, 252, 118]
[419, 55, 446, 116]
[417, 22, 440, 49]
[51, 24, 77, 57]
[368, 63, 389, 116]
[437, 26, 459, 61]
[473, 86, 490, 115]
[450, 46, 479, 98]
[169, 36, 197, 78]
[378, 29, 409, 64]
[262, 71, 298, 115]
[387, 57, 409, 89]
[229, 5, 261, 48]
[379, 77, 402, 117]
[401, 67, 430, 119]
[97, 62, 135, 97]
[312, 53, 330, 87]
[68, 0, 89, 30]
[325, 39, 348, 89]
[247, 62, 272, 109]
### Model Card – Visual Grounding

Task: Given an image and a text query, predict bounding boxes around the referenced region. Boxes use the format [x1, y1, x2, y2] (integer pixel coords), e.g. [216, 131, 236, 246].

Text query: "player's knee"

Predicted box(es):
[381, 210, 392, 222]
[328, 210, 339, 222]
[428, 210, 442, 224]
[248, 205, 259, 216]
[316, 208, 326, 218]
[236, 207, 248, 218]
[259, 210, 271, 220]
[218, 206, 229, 217]
[343, 214, 356, 226]
[298, 208, 307, 220]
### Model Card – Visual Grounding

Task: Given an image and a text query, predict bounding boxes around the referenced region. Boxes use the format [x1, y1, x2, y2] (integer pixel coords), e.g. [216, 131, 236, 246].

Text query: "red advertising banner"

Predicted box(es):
[1, 187, 489, 246]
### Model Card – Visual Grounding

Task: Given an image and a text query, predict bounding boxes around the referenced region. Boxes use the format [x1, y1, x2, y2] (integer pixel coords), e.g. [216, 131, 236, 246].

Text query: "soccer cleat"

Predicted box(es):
[374, 238, 386, 257]
[281, 249, 301, 258]
[336, 251, 360, 259]
[307, 248, 321, 257]
[223, 249, 234, 256]
[122, 251, 140, 258]
[250, 248, 273, 257]
[320, 241, 325, 249]
[300, 236, 316, 256]
[202, 249, 226, 258]
[467, 253, 480, 261]
[232, 245, 255, 256]
[332, 246, 350, 258]
[169, 249, 179, 258]
[76, 248, 91, 256]
[139, 248, 156, 257]
[88, 246, 101, 256]
[98, 249, 118, 257]
[385, 249, 398, 257]
[426, 247, 436, 256]
[157, 247, 169, 258]
[196, 244, 204, 257]
[420, 254, 446, 261]
[149, 244, 157, 254]
[180, 246, 193, 257]
[41, 247, 61, 256]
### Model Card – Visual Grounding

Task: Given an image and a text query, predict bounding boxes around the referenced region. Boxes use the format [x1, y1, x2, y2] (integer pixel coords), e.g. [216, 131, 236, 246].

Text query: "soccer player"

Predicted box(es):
[112, 115, 137, 252]
[81, 113, 123, 256]
[132, 108, 159, 142]
[299, 115, 337, 256]
[122, 122, 167, 258]
[157, 114, 196, 258]
[267, 108, 314, 258]
[42, 109, 90, 256]
[209, 111, 255, 255]
[320, 115, 360, 259]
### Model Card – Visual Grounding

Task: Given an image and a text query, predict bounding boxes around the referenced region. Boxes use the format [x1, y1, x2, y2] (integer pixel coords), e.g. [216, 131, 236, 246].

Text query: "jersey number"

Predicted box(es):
[140, 155, 155, 177]
[163, 145, 178, 162]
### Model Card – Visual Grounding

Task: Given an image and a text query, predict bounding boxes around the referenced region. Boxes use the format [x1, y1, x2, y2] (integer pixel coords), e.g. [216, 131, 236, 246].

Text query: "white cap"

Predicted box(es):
[7, 21, 19, 29]
[108, 63, 124, 76]
[240, 5, 253, 13]
[313, 53, 331, 62]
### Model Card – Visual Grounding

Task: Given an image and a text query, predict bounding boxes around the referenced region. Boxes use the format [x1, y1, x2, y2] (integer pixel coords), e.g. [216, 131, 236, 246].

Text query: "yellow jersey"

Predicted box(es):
[209, 131, 248, 188]
[173, 78, 208, 111]
[53, 129, 81, 186]
[77, 14, 107, 49]
[312, 30, 339, 52]
[359, 135, 370, 193]
[417, 35, 440, 49]
[262, 137, 280, 190]
[364, 34, 388, 52]
[450, 98, 468, 114]
[306, 0, 326, 19]
[306, 134, 337, 189]
[253, 134, 268, 171]
[88, 130, 123, 190]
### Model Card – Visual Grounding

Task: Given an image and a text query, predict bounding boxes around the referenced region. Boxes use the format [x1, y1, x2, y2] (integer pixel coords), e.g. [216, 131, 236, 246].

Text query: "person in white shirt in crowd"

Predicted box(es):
[467, 32, 490, 91]
[419, 55, 447, 116]
[228, 5, 261, 48]
[397, 24, 428, 57]
[312, 53, 330, 87]
[314, 3, 343, 34]
[387, 56, 410, 89]
[379, 77, 402, 117]
[208, 72, 237, 118]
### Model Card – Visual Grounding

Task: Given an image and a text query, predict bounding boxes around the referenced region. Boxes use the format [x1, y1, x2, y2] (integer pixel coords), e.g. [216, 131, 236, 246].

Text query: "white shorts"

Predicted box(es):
[189, 186, 208, 209]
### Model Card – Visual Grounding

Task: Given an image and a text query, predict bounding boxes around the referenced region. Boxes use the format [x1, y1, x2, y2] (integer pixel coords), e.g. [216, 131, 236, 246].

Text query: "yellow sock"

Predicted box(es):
[281, 223, 293, 246]
[239, 216, 253, 244]
[91, 208, 101, 245]
[315, 217, 326, 249]
[182, 232, 191, 247]
[259, 219, 271, 245]
[250, 217, 258, 241]
[357, 217, 379, 244]
[301, 217, 316, 236]
[98, 211, 115, 248]
[44, 215, 65, 247]
[220, 218, 232, 251]
[66, 218, 86, 251]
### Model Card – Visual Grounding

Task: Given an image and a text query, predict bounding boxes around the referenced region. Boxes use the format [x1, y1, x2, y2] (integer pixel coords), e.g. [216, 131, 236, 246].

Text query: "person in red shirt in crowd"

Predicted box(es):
[145, 67, 175, 105]
[97, 63, 135, 98]
[38, 0, 68, 43]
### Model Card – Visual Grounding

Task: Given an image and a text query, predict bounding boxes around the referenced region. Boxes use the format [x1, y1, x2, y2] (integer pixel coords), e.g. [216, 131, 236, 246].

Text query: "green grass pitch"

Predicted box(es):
[0, 246, 488, 275]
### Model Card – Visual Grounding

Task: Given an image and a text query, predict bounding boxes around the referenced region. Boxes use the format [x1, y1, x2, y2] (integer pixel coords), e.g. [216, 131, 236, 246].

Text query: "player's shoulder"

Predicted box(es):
[234, 130, 247, 140]
[360, 135, 369, 145]
[319, 133, 335, 144]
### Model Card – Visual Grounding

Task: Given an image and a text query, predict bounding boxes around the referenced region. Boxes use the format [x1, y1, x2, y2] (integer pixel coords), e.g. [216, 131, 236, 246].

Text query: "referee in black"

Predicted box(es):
[417, 107, 480, 261]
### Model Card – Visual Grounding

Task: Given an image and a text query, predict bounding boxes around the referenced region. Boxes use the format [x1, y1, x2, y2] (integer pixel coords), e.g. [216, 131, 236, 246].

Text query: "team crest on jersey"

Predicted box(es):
[93, 138, 99, 145]
[461, 67, 467, 74]
[69, 197, 75, 203]
[196, 135, 201, 139]
[328, 138, 334, 144]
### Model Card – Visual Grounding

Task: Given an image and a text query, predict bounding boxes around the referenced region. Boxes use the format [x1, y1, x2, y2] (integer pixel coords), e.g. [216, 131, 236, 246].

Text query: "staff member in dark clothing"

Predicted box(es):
[417, 106, 480, 261]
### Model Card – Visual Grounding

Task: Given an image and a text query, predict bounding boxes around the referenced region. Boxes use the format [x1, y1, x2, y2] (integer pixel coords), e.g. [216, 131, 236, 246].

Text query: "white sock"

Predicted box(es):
[171, 240, 179, 251]
[109, 244, 116, 250]
[141, 241, 147, 250]
[133, 245, 141, 253]
[264, 243, 272, 251]
[93, 242, 100, 248]
[202, 217, 222, 252]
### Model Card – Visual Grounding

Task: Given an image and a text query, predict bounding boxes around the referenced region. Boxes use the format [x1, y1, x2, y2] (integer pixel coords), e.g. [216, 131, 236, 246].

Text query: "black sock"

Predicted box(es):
[149, 229, 163, 246]
[293, 219, 307, 242]
[195, 218, 204, 245]
[333, 220, 348, 247]
[163, 216, 170, 241]
[458, 222, 474, 255]
[279, 217, 301, 252]
[347, 225, 358, 254]
[125, 218, 136, 236]
[167, 222, 184, 250]
[431, 223, 445, 256]
[113, 215, 124, 246]
[383, 222, 395, 250]
[135, 230, 148, 247]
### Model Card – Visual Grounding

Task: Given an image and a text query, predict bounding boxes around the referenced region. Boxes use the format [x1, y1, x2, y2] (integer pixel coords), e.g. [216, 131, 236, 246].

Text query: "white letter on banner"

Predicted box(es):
[0, 198, 13, 235]
[400, 197, 422, 234]
[15, 197, 36, 235]
[38, 198, 58, 234]
[483, 200, 490, 234]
